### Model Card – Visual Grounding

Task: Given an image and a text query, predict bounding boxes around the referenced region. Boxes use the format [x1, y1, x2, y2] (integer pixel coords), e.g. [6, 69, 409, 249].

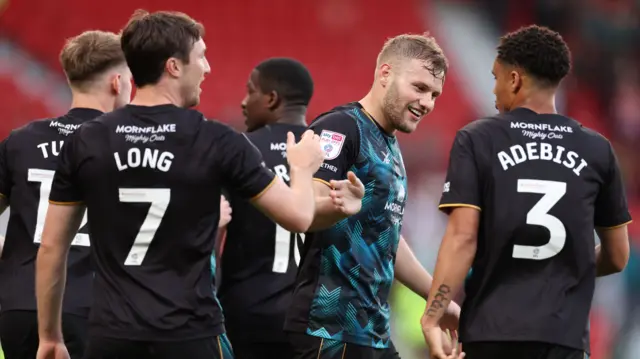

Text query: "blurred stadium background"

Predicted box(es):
[0, 0, 637, 358]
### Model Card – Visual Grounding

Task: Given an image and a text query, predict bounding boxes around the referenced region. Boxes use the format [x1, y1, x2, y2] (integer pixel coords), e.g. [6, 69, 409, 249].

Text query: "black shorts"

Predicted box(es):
[230, 340, 294, 359]
[288, 333, 400, 359]
[0, 310, 87, 359]
[463, 342, 587, 359]
[83, 334, 234, 359]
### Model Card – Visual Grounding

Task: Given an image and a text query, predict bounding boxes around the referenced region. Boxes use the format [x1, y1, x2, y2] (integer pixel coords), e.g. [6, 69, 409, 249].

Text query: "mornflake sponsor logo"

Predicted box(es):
[115, 124, 177, 134]
[510, 122, 573, 133]
[270, 142, 286, 151]
[50, 121, 81, 136]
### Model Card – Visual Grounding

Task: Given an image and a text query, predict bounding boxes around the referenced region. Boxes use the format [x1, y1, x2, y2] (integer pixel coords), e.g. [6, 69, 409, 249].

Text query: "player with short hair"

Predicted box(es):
[284, 33, 461, 359]
[217, 57, 315, 359]
[0, 30, 131, 359]
[421, 25, 632, 359]
[34, 10, 359, 359]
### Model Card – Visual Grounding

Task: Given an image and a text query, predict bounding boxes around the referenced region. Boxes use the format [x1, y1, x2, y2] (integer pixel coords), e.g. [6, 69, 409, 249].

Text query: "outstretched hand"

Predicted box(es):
[329, 171, 364, 216]
[286, 130, 324, 174]
[439, 301, 461, 333]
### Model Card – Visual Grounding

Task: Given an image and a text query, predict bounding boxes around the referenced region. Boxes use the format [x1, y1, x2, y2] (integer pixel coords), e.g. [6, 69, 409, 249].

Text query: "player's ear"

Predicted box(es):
[111, 73, 122, 95]
[378, 63, 392, 88]
[165, 57, 181, 78]
[509, 69, 523, 94]
[266, 90, 280, 110]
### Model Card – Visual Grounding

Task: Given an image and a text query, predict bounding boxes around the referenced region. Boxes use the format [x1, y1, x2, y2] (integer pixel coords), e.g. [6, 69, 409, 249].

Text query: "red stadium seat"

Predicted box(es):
[0, 76, 53, 138]
[0, 0, 476, 150]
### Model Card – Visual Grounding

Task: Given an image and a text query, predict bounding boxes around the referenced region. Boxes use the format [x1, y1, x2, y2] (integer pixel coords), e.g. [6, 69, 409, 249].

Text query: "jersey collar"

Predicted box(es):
[66, 108, 104, 120]
[351, 102, 396, 138]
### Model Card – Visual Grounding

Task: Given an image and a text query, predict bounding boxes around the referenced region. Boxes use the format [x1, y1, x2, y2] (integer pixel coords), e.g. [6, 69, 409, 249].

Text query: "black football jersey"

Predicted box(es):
[48, 104, 276, 341]
[218, 123, 306, 343]
[439, 108, 632, 352]
[0, 108, 100, 317]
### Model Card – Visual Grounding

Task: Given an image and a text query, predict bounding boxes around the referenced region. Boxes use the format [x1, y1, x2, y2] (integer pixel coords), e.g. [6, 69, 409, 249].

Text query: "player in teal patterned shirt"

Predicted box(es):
[284, 34, 462, 359]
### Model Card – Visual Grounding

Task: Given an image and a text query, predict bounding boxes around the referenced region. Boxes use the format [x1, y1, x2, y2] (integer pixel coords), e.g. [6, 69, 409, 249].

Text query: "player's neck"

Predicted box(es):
[131, 86, 184, 108]
[514, 89, 558, 115]
[274, 106, 307, 126]
[69, 92, 111, 113]
[358, 92, 395, 134]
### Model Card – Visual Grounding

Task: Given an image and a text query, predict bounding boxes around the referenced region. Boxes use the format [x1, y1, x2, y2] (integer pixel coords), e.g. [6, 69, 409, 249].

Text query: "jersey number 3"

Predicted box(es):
[513, 179, 567, 260]
[119, 188, 170, 266]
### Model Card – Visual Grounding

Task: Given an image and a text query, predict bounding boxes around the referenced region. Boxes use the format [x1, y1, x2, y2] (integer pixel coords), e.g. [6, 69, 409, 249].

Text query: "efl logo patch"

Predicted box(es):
[319, 130, 346, 160]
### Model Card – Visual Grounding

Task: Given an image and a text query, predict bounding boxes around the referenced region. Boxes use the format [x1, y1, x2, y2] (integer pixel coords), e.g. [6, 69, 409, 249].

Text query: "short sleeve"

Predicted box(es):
[218, 129, 276, 200]
[594, 143, 632, 228]
[49, 131, 83, 204]
[439, 130, 482, 212]
[0, 135, 13, 198]
[308, 112, 360, 186]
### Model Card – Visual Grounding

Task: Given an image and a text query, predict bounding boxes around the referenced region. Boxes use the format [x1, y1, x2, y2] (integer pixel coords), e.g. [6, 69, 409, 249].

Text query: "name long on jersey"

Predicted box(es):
[50, 104, 276, 341]
[0, 108, 100, 316]
[218, 123, 307, 342]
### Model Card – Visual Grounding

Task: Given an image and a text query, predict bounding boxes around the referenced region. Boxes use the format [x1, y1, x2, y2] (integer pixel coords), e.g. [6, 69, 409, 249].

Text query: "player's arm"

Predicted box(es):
[305, 112, 361, 231]
[36, 203, 86, 342]
[595, 227, 629, 276]
[219, 129, 323, 233]
[395, 235, 461, 321]
[594, 143, 632, 276]
[394, 235, 434, 298]
[421, 130, 482, 330]
[309, 184, 344, 230]
[250, 140, 320, 233]
[35, 131, 85, 343]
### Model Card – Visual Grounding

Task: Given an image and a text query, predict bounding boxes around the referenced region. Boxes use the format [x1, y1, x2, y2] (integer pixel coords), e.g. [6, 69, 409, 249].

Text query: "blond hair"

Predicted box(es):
[377, 33, 448, 78]
[59, 30, 126, 89]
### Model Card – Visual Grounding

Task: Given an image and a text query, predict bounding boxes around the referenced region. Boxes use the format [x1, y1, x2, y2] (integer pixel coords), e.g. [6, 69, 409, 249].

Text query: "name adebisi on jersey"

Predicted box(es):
[497, 142, 588, 177]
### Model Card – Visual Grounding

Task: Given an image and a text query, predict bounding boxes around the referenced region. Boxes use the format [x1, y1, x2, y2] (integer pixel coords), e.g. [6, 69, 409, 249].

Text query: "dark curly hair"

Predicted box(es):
[497, 25, 571, 87]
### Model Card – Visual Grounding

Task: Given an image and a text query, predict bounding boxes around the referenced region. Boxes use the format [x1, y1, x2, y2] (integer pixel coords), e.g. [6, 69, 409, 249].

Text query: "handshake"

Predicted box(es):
[218, 129, 365, 229]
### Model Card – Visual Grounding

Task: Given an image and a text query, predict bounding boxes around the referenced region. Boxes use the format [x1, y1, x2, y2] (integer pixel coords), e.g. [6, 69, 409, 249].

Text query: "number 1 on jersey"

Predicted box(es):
[273, 225, 304, 273]
[514, 179, 567, 260]
[119, 188, 170, 266]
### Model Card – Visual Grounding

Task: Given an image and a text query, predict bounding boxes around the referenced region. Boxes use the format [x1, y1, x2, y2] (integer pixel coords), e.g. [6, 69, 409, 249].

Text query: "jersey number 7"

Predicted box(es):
[29, 169, 89, 246]
[513, 179, 567, 260]
[119, 188, 170, 266]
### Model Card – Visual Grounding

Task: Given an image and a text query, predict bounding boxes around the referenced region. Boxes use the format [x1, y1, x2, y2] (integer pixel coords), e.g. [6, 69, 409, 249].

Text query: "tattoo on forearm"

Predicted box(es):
[426, 284, 451, 317]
